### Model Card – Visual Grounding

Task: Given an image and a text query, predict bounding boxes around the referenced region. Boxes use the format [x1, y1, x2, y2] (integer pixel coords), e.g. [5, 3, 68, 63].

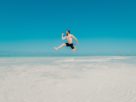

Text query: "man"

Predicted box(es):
[54, 30, 78, 51]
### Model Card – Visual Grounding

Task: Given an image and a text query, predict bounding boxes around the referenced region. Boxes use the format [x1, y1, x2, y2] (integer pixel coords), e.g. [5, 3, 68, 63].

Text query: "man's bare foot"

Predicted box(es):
[54, 47, 58, 51]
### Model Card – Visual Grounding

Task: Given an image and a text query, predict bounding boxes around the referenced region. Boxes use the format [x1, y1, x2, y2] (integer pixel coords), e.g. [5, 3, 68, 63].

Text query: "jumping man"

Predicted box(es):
[54, 30, 78, 51]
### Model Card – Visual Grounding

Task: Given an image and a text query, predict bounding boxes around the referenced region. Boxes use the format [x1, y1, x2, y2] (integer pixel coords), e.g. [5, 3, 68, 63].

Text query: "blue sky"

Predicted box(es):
[0, 0, 136, 56]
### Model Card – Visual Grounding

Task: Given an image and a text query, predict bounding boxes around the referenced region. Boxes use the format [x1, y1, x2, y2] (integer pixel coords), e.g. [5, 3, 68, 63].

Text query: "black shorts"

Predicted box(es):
[65, 43, 75, 49]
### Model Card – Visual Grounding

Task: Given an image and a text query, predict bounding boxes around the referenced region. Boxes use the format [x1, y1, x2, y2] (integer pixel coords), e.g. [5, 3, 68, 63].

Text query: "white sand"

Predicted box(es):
[0, 56, 136, 102]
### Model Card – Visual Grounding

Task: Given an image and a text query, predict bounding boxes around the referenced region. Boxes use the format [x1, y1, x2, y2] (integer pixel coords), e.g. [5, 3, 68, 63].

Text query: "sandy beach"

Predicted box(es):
[0, 56, 136, 102]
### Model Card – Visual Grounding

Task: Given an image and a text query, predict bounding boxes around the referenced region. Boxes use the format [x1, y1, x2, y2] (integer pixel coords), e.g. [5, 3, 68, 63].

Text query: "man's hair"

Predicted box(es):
[67, 30, 70, 33]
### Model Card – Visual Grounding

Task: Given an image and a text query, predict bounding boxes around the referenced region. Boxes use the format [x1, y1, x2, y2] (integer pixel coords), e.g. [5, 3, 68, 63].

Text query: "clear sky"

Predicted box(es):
[0, 0, 136, 56]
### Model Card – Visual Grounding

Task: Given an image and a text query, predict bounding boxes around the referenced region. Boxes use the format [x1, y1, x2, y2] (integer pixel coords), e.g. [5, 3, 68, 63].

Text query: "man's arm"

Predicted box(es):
[72, 34, 78, 43]
[62, 33, 66, 40]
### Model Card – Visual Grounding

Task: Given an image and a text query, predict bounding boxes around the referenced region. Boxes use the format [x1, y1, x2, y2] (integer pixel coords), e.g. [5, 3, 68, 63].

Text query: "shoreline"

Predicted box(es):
[0, 56, 136, 102]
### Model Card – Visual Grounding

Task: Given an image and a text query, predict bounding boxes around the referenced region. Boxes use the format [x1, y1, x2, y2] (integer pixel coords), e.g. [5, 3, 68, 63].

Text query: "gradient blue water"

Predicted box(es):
[0, 0, 136, 56]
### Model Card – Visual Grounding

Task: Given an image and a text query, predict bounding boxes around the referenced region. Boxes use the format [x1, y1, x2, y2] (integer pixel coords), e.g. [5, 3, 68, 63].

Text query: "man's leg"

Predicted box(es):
[71, 45, 77, 52]
[54, 43, 66, 50]
[72, 47, 77, 52]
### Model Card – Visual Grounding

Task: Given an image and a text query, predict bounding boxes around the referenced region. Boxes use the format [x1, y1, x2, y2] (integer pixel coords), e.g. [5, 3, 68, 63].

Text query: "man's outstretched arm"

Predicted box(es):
[62, 33, 66, 40]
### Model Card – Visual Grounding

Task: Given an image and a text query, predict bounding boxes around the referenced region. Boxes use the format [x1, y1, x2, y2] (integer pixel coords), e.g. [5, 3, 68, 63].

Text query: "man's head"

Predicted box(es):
[66, 30, 70, 36]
